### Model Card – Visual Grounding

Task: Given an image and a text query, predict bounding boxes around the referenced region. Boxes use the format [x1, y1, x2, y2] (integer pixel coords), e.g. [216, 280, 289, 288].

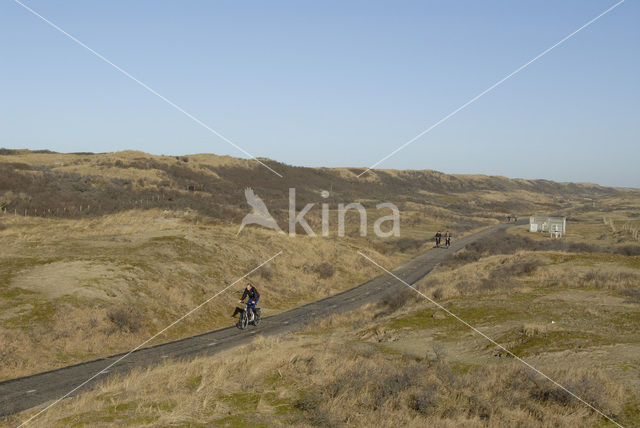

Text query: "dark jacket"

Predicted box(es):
[241, 287, 260, 302]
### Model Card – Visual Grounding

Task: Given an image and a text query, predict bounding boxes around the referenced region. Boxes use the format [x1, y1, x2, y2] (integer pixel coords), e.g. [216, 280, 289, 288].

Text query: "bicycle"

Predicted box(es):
[236, 304, 261, 330]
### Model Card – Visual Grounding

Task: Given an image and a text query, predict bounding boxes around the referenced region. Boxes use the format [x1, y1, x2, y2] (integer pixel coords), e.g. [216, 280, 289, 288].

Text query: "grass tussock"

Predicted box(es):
[311, 262, 335, 279]
[107, 307, 143, 333]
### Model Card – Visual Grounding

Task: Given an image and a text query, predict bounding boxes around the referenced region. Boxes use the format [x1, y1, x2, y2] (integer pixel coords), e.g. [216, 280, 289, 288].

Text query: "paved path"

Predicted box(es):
[0, 222, 518, 417]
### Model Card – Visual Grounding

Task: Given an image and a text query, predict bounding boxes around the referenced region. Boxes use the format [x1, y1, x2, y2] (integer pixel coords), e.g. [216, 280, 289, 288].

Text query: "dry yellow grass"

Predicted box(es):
[11, 281, 633, 427]
[5, 209, 640, 427]
[4, 146, 543, 381]
[2, 149, 640, 426]
[0, 208, 409, 380]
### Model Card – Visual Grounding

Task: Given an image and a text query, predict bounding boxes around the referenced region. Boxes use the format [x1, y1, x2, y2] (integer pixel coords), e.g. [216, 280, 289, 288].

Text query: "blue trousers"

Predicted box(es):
[246, 297, 259, 316]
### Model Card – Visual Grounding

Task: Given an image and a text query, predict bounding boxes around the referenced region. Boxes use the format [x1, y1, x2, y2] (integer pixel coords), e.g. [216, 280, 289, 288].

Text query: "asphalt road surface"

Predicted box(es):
[0, 222, 520, 418]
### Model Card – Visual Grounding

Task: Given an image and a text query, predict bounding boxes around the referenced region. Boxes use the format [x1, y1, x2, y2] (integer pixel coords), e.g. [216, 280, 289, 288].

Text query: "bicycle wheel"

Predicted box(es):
[239, 310, 248, 330]
[254, 308, 261, 326]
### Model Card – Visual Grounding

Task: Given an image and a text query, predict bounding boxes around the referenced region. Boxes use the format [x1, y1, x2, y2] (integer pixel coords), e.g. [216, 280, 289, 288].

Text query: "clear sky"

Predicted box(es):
[1, 1, 638, 187]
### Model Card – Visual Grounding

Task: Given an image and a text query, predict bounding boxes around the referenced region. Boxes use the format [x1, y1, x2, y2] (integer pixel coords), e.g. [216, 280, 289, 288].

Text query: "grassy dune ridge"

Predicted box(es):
[0, 148, 624, 225]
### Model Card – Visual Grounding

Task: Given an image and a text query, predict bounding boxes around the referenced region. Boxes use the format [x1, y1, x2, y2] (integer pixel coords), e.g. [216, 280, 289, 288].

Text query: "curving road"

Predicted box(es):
[0, 222, 519, 418]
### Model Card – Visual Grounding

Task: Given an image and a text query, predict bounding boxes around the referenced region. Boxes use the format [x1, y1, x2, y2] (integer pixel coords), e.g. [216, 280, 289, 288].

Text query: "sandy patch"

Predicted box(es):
[529, 344, 640, 390]
[0, 304, 34, 321]
[535, 289, 633, 307]
[11, 260, 131, 300]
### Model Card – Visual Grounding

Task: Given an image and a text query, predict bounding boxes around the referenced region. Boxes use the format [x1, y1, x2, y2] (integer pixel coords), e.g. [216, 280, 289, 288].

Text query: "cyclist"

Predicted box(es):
[238, 283, 260, 322]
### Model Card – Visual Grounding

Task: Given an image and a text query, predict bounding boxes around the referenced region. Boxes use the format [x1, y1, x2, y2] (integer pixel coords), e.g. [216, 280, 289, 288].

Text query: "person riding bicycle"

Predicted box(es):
[238, 283, 260, 322]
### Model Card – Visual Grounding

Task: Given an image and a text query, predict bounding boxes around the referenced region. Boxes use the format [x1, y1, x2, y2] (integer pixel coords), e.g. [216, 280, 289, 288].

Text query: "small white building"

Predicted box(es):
[530, 216, 566, 237]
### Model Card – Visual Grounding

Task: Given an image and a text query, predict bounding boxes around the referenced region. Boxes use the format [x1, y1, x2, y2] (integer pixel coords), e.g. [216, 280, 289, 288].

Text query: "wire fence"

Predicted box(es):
[603, 217, 639, 241]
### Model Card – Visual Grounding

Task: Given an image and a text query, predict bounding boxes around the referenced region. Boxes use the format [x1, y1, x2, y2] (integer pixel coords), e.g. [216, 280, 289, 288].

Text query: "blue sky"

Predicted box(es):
[1, 1, 638, 187]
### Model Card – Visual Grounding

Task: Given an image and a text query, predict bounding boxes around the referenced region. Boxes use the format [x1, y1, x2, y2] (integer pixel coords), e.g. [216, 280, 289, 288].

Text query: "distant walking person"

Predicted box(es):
[507, 215, 511, 223]
[435, 231, 442, 247]
[445, 231, 451, 247]
[514, 215, 518, 222]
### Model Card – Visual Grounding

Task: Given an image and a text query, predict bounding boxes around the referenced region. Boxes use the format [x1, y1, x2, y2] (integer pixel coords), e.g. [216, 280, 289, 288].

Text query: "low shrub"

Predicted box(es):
[312, 262, 335, 279]
[407, 388, 439, 416]
[431, 287, 443, 300]
[621, 287, 640, 303]
[394, 237, 426, 253]
[107, 307, 142, 333]
[614, 245, 640, 256]
[489, 258, 543, 281]
[378, 289, 415, 312]
[259, 265, 274, 280]
[581, 269, 640, 290]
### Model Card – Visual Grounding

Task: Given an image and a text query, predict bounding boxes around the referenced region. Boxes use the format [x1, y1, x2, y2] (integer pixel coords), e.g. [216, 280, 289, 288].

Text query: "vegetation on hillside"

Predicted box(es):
[2, 149, 640, 427]
[11, 218, 640, 427]
[0, 149, 624, 226]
